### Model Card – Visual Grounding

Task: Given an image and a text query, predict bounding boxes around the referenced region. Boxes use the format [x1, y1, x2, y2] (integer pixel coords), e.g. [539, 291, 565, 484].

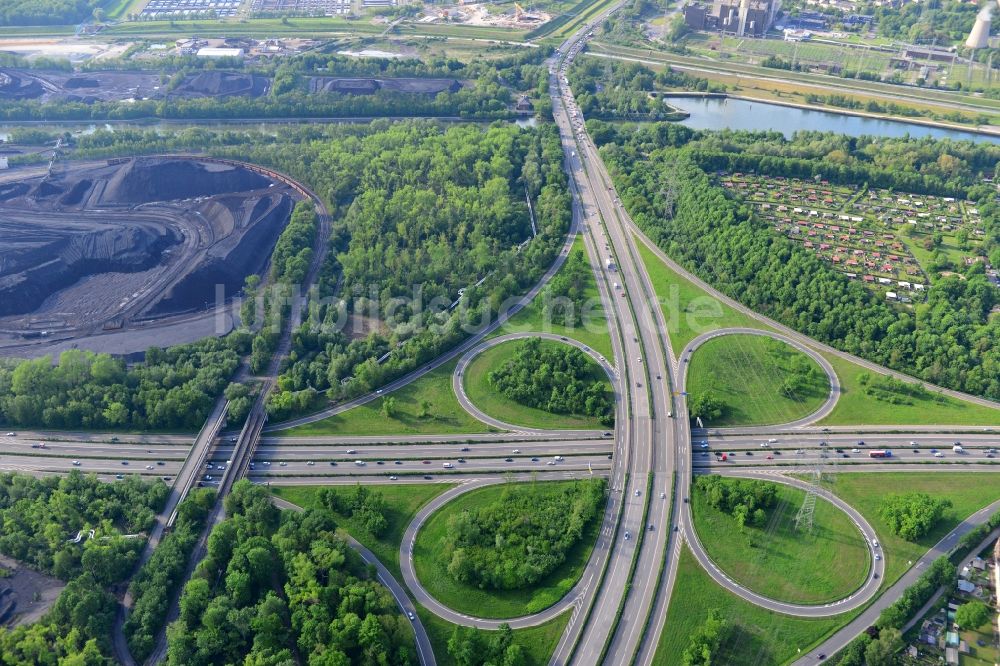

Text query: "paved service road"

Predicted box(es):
[453, 332, 618, 433]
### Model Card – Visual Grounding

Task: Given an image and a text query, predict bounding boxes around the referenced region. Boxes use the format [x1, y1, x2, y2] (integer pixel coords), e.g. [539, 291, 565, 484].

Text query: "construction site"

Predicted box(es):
[0, 156, 301, 357]
[418, 2, 552, 29]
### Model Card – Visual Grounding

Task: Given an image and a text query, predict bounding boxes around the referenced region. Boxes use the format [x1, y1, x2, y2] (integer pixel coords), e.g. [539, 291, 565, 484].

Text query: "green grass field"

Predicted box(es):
[828, 473, 1000, 585]
[271, 482, 454, 583]
[464, 339, 612, 430]
[636, 240, 767, 353]
[818, 353, 1000, 426]
[494, 235, 614, 360]
[653, 546, 847, 665]
[412, 480, 602, 618]
[276, 358, 495, 436]
[418, 606, 570, 666]
[686, 334, 830, 426]
[692, 479, 870, 604]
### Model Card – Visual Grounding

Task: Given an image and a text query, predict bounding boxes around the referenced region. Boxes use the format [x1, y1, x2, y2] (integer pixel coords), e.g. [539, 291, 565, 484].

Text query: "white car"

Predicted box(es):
[443, 462, 454, 469]
[547, 461, 556, 466]
[261, 461, 271, 466]
[71, 460, 80, 466]
[5, 432, 15, 437]
[852, 448, 860, 453]
[279, 462, 287, 466]
[872, 539, 879, 548]
[145, 465, 154, 470]
[874, 553, 881, 561]
[306, 461, 315, 466]
[700, 442, 708, 449]
[390, 476, 398, 480]
[934, 452, 944, 458]
[512, 449, 520, 454]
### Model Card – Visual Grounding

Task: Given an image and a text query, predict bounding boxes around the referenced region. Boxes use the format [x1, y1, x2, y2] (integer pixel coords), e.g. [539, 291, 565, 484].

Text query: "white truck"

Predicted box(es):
[952, 444, 964, 453]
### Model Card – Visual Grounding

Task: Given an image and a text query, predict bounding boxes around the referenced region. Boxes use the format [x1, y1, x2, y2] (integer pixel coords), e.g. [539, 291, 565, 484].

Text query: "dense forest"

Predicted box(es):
[0, 472, 169, 664]
[0, 336, 244, 431]
[439, 479, 605, 590]
[124, 488, 216, 663]
[0, 0, 101, 26]
[487, 338, 614, 424]
[541, 247, 594, 328]
[235, 122, 573, 420]
[596, 124, 1000, 400]
[166, 481, 416, 665]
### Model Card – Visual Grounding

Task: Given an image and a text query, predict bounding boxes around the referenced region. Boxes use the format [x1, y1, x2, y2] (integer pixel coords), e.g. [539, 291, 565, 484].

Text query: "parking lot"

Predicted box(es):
[141, 0, 243, 19]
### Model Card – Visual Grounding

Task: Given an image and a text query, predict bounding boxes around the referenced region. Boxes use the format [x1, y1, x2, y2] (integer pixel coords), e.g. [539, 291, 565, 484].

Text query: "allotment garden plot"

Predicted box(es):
[720, 173, 988, 303]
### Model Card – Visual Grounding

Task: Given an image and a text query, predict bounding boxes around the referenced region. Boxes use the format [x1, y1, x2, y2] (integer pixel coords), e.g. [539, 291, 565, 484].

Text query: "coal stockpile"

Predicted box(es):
[0, 222, 180, 317]
[0, 157, 300, 334]
[308, 76, 462, 95]
[172, 71, 270, 98]
[149, 192, 293, 315]
[100, 158, 272, 205]
[0, 70, 44, 100]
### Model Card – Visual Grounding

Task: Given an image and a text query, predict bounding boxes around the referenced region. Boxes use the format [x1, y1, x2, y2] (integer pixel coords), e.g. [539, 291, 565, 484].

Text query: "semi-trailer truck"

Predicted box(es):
[869, 450, 892, 458]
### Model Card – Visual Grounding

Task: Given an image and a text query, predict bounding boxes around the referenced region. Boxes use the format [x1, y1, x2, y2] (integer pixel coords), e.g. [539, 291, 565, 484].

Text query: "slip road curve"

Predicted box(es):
[679, 327, 841, 430]
[690, 469, 885, 614]
[452, 332, 618, 434]
[399, 472, 608, 629]
[678, 329, 883, 617]
[270, 496, 436, 666]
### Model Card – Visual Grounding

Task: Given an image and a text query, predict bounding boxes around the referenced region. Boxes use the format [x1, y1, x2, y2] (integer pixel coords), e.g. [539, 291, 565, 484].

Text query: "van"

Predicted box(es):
[354, 460, 366, 466]
[443, 462, 454, 469]
[554, 455, 564, 461]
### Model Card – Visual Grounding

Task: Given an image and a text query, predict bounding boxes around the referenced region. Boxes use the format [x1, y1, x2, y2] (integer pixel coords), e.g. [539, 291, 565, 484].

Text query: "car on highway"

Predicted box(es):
[422, 460, 431, 465]
[934, 452, 944, 457]
[407, 612, 415, 621]
[766, 455, 773, 460]
[634, 489, 640, 496]
[796, 449, 803, 454]
[458, 458, 466, 463]
[204, 475, 212, 481]
[910, 441, 918, 447]
[531, 457, 539, 462]
[554, 455, 564, 461]
[603, 432, 612, 437]
[145, 465, 154, 470]
[306, 461, 314, 466]
[874, 553, 881, 561]
[460, 447, 470, 452]
[857, 440, 865, 446]
[624, 531, 630, 540]
[116, 474, 124, 480]
[390, 475, 398, 480]
[443, 462, 454, 469]
[394, 460, 402, 465]
[547, 461, 556, 465]
[423, 475, 432, 480]
[852, 448, 860, 453]
[354, 460, 365, 466]
[512, 449, 520, 454]
[156, 461, 164, 466]
[505, 457, 514, 462]
[347, 449, 357, 454]
[376, 461, 384, 465]
[71, 460, 80, 466]
[4, 432, 14, 437]
[121, 460, 128, 465]
[700, 442, 708, 448]
[261, 461, 270, 466]
[279, 462, 287, 466]
[328, 461, 337, 466]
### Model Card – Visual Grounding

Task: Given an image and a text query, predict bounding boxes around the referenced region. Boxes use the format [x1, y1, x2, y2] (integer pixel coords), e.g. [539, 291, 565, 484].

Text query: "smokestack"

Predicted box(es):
[966, 5, 991, 49]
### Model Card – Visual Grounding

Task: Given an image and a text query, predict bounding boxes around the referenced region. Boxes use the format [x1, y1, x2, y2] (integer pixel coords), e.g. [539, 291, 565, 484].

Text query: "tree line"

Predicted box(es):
[166, 481, 416, 665]
[318, 484, 389, 538]
[487, 338, 614, 425]
[597, 124, 1000, 401]
[0, 336, 244, 432]
[0, 0, 101, 25]
[439, 479, 605, 590]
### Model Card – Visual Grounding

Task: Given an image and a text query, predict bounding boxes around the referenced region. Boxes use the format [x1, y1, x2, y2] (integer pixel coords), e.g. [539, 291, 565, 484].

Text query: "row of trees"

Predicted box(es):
[439, 479, 606, 590]
[123, 488, 216, 663]
[487, 338, 614, 424]
[598, 125, 1000, 401]
[0, 337, 243, 431]
[878, 493, 952, 541]
[270, 200, 318, 285]
[541, 247, 594, 329]
[0, 472, 171, 664]
[695, 476, 778, 529]
[568, 59, 703, 120]
[166, 481, 416, 665]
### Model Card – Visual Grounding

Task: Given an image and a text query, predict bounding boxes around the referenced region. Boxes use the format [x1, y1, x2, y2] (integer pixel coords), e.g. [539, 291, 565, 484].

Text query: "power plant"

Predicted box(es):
[966, 4, 992, 50]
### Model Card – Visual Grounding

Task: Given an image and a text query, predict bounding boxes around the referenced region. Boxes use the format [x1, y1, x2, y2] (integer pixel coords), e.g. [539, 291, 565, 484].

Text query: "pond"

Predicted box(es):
[667, 95, 1000, 144]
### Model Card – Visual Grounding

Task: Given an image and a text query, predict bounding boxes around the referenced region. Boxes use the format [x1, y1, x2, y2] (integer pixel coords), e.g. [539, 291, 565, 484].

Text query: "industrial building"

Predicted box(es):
[683, 0, 780, 37]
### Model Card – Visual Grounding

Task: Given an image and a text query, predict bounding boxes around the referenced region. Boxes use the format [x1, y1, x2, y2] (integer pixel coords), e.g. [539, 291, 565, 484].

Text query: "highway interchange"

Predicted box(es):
[1, 14, 999, 666]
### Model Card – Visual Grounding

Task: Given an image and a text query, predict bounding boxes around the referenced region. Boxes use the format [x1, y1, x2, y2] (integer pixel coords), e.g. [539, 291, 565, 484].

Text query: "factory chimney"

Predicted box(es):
[966, 4, 992, 49]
